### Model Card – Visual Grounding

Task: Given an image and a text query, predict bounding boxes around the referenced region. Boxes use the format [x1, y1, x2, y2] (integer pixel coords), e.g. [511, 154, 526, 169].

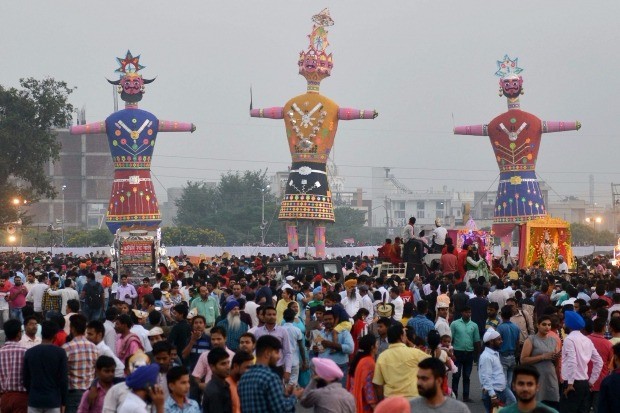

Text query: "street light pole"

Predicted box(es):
[260, 185, 270, 246]
[586, 216, 602, 254]
[61, 185, 66, 247]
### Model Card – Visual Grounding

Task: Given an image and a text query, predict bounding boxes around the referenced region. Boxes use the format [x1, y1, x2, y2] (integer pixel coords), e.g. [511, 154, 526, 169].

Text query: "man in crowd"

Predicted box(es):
[86, 320, 125, 378]
[227, 351, 255, 413]
[373, 323, 430, 399]
[238, 335, 303, 413]
[118, 364, 165, 413]
[497, 305, 521, 386]
[82, 273, 105, 321]
[435, 302, 451, 338]
[202, 347, 232, 413]
[47, 279, 80, 316]
[26, 273, 48, 320]
[7, 276, 28, 323]
[598, 343, 620, 413]
[23, 320, 68, 413]
[560, 310, 603, 413]
[167, 304, 191, 365]
[217, 301, 249, 351]
[63, 314, 99, 413]
[164, 366, 200, 413]
[192, 326, 235, 391]
[182, 315, 212, 371]
[252, 306, 292, 382]
[190, 285, 220, 329]
[116, 275, 137, 306]
[76, 355, 117, 413]
[299, 358, 356, 412]
[114, 314, 144, 363]
[450, 305, 481, 402]
[587, 317, 614, 412]
[20, 316, 41, 348]
[314, 309, 354, 383]
[499, 364, 559, 412]
[0, 319, 28, 413]
[410, 357, 470, 412]
[407, 300, 435, 344]
[479, 329, 516, 411]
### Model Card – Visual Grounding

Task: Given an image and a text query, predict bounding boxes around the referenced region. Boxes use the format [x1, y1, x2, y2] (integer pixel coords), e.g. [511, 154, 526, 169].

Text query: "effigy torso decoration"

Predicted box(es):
[70, 51, 195, 233]
[250, 9, 378, 257]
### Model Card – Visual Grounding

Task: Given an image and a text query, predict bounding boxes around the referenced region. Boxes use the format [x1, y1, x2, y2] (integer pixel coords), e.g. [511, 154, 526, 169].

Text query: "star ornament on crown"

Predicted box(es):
[115, 50, 146, 75]
[107, 50, 155, 103]
[494, 55, 524, 78]
[299, 8, 335, 86]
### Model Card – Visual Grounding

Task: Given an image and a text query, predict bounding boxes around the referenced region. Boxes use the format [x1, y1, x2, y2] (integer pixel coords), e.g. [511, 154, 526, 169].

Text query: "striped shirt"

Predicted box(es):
[63, 336, 99, 390]
[0, 341, 27, 392]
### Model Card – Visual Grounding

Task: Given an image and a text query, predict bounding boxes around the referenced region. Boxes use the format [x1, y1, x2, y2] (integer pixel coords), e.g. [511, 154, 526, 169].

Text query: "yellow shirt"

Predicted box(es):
[372, 343, 430, 397]
[276, 298, 290, 325]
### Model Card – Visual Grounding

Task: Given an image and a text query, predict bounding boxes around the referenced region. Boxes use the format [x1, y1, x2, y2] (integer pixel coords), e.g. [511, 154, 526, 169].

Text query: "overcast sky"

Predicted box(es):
[1, 1, 618, 205]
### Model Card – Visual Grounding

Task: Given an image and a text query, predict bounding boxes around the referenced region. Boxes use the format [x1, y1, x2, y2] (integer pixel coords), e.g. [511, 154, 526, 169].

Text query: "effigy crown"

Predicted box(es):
[299, 9, 335, 84]
[107, 50, 155, 103]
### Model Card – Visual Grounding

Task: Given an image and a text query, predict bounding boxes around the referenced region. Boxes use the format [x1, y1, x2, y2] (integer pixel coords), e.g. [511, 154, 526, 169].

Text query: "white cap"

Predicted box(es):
[285, 275, 295, 281]
[483, 328, 501, 343]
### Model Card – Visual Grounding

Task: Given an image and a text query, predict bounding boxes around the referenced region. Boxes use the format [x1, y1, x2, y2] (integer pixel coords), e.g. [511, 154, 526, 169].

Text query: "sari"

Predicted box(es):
[348, 355, 378, 413]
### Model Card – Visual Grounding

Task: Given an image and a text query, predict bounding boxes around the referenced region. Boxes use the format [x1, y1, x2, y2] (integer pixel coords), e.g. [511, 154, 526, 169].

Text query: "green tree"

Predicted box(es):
[65, 229, 114, 247]
[570, 223, 616, 246]
[175, 170, 277, 244]
[161, 226, 226, 246]
[0, 77, 75, 225]
[325, 207, 368, 246]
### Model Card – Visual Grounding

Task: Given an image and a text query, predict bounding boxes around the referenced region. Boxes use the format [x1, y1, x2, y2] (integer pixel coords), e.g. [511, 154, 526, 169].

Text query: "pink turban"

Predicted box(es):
[375, 397, 410, 413]
[312, 358, 343, 382]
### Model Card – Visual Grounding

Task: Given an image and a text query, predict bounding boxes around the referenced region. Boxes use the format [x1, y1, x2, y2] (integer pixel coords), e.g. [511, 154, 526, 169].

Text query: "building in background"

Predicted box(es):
[28, 128, 113, 231]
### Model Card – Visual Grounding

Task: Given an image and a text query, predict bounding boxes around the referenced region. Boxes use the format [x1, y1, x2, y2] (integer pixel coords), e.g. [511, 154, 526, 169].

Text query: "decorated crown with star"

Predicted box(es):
[495, 55, 524, 78]
[115, 50, 146, 75]
[298, 9, 335, 84]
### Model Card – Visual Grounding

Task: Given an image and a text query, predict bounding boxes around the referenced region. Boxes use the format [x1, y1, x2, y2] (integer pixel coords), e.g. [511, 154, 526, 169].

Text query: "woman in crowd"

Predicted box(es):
[348, 334, 378, 413]
[520, 315, 561, 409]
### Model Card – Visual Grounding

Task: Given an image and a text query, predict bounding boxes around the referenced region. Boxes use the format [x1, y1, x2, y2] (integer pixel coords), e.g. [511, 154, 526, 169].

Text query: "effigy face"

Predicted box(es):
[300, 53, 318, 74]
[500, 75, 523, 99]
[120, 74, 144, 96]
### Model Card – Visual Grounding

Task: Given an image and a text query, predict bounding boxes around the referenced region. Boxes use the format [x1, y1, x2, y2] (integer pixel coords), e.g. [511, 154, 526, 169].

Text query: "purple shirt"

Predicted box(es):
[116, 284, 137, 305]
[253, 325, 293, 373]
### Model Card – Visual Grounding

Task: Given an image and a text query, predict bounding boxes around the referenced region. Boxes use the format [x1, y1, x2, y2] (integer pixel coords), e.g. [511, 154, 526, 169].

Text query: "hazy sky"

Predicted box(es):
[1, 1, 618, 205]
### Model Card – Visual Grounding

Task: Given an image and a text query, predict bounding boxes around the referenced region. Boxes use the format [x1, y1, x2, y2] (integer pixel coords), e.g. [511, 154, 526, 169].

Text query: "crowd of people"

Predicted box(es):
[0, 241, 620, 413]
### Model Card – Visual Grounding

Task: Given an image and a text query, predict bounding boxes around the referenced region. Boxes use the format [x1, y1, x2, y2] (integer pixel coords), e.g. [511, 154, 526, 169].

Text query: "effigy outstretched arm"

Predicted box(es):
[337, 108, 378, 120]
[158, 120, 196, 133]
[250, 107, 285, 119]
[453, 125, 489, 136]
[542, 121, 581, 133]
[70, 121, 106, 135]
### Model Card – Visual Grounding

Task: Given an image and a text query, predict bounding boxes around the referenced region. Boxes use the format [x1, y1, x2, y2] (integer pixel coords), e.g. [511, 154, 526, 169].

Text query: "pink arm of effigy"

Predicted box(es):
[453, 125, 489, 136]
[69, 121, 106, 135]
[337, 108, 378, 120]
[541, 121, 581, 133]
[158, 121, 196, 133]
[250, 107, 285, 119]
